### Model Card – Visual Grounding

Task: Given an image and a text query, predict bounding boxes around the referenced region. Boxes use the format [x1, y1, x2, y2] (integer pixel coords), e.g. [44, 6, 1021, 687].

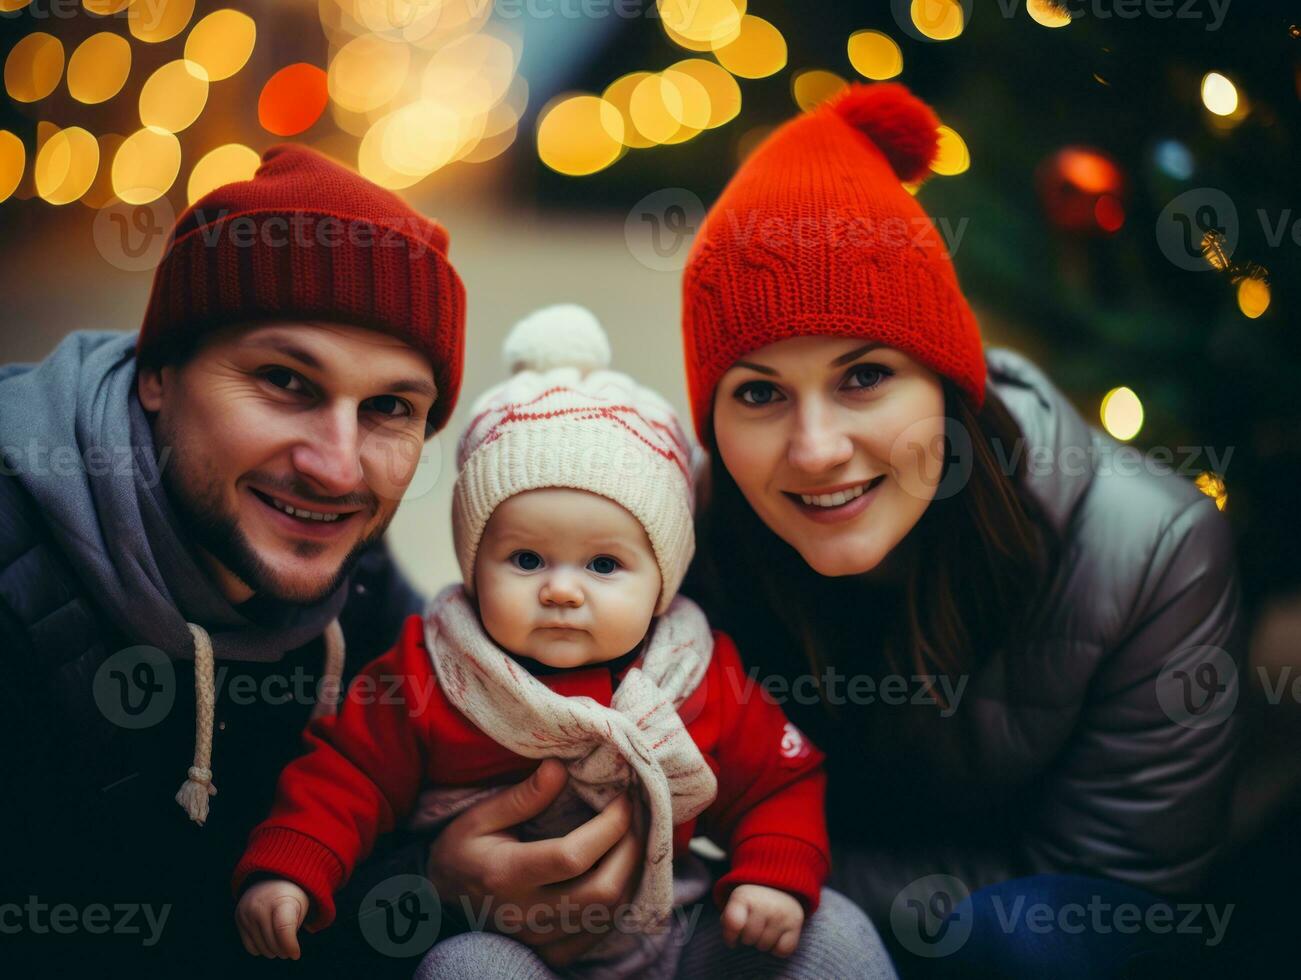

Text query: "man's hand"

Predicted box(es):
[236, 879, 309, 960]
[426, 759, 646, 968]
[721, 884, 805, 958]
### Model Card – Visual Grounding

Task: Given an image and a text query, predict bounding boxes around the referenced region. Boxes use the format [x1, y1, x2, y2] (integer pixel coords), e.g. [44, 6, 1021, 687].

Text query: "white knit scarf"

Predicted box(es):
[418, 584, 718, 932]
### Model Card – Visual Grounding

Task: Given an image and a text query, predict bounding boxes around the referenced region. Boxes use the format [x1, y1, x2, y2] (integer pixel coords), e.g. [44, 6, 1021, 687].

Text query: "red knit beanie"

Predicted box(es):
[137, 144, 466, 434]
[681, 82, 985, 446]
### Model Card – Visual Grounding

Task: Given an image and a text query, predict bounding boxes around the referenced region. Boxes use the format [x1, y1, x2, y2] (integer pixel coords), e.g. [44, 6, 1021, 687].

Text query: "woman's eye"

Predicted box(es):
[844, 364, 892, 391]
[365, 394, 413, 418]
[735, 381, 783, 406]
[587, 556, 620, 575]
[261, 367, 306, 393]
[510, 551, 543, 571]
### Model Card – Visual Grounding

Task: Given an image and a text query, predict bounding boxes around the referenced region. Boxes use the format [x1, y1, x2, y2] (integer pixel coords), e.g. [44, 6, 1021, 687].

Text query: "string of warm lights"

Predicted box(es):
[0, 0, 1274, 512]
[0, 0, 524, 204]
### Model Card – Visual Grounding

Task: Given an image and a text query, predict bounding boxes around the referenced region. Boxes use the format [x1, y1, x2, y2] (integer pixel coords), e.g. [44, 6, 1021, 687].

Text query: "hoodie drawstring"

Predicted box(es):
[175, 619, 346, 826]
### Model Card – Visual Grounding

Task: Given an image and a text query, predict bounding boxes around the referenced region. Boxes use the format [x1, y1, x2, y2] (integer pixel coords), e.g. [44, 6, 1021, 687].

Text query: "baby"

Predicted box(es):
[232, 306, 829, 977]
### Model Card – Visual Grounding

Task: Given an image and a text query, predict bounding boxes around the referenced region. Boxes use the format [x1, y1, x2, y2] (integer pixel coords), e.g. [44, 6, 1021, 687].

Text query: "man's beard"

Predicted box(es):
[160, 441, 389, 606]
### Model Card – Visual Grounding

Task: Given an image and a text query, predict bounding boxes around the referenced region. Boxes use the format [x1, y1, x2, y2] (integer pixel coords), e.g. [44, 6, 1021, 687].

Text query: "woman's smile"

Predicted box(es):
[783, 475, 887, 524]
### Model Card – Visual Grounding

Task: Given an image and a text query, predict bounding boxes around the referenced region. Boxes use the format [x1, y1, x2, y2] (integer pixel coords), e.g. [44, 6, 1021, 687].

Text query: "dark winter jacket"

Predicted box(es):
[686, 347, 1245, 923]
[0, 336, 433, 978]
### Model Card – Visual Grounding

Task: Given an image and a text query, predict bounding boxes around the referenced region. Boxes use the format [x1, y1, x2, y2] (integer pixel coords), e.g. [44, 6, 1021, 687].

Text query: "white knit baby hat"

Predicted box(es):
[452, 304, 699, 615]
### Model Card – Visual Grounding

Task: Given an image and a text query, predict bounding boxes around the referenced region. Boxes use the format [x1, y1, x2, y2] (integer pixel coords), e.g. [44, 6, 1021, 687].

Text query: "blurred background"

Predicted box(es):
[0, 0, 1299, 960]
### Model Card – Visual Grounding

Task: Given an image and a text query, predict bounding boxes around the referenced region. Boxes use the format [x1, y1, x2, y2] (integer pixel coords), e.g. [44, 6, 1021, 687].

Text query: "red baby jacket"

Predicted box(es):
[233, 614, 829, 930]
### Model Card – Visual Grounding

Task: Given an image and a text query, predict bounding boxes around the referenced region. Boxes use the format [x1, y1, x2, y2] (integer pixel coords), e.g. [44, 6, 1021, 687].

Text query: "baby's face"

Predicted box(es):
[474, 488, 663, 669]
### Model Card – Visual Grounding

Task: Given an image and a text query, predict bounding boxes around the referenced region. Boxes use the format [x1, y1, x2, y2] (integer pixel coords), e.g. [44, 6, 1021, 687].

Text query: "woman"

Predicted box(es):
[678, 82, 1244, 976]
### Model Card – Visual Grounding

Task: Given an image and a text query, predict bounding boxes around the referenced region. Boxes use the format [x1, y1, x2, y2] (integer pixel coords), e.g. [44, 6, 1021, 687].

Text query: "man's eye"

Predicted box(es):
[735, 381, 783, 406]
[587, 556, 620, 575]
[365, 394, 413, 418]
[511, 551, 543, 571]
[261, 367, 306, 393]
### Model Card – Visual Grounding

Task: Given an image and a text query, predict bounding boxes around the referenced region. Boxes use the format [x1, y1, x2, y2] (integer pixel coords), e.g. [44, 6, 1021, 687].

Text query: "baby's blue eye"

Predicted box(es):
[511, 551, 542, 571]
[587, 556, 620, 575]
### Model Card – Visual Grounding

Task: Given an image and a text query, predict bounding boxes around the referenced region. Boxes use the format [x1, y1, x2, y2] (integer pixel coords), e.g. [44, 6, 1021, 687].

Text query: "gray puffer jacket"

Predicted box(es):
[688, 347, 1245, 922]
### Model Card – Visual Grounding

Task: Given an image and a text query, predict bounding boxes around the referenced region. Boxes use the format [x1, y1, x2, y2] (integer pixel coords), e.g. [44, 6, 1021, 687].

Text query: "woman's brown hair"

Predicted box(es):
[687, 379, 1062, 719]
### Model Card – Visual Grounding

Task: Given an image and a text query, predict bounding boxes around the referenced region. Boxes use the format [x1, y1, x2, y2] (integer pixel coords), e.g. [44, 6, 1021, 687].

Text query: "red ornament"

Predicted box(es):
[1036, 146, 1127, 235]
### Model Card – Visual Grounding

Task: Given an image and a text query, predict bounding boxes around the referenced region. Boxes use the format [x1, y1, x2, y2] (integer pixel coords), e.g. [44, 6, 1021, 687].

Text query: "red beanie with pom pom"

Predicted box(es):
[681, 82, 985, 445]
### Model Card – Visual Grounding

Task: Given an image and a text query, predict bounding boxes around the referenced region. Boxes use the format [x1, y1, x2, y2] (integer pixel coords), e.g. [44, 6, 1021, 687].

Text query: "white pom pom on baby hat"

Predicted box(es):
[502, 303, 612, 375]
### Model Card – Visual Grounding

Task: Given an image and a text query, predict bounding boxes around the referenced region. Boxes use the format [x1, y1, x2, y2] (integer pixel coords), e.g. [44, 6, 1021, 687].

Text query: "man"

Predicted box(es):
[0, 145, 465, 976]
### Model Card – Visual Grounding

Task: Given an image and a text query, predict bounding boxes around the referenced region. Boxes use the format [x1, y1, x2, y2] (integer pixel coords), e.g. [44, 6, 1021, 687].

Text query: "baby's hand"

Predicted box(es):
[721, 884, 805, 957]
[236, 879, 309, 960]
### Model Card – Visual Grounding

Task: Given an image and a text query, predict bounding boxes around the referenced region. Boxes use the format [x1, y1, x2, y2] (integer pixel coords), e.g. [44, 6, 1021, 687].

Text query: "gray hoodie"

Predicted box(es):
[0, 330, 347, 663]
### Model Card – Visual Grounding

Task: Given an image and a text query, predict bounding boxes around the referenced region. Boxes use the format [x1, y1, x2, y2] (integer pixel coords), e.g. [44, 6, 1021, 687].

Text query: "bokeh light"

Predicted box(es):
[1154, 139, 1193, 180]
[187, 143, 261, 204]
[129, 0, 196, 44]
[406, 0, 493, 50]
[536, 94, 624, 177]
[1094, 194, 1124, 232]
[735, 123, 773, 164]
[714, 15, 787, 79]
[422, 32, 517, 117]
[1195, 472, 1228, 511]
[382, 100, 463, 177]
[329, 34, 410, 113]
[660, 69, 711, 144]
[4, 32, 65, 104]
[185, 9, 257, 82]
[0, 130, 26, 205]
[358, 113, 426, 190]
[1200, 71, 1238, 116]
[1100, 386, 1144, 441]
[848, 30, 903, 80]
[35, 126, 99, 205]
[792, 70, 847, 112]
[67, 33, 132, 105]
[603, 72, 656, 149]
[931, 124, 970, 175]
[911, 0, 965, 40]
[630, 74, 686, 145]
[670, 59, 741, 129]
[139, 59, 210, 133]
[83, 0, 132, 13]
[659, 0, 745, 52]
[80, 133, 125, 209]
[259, 63, 329, 136]
[112, 126, 182, 204]
[1237, 277, 1271, 319]
[1026, 0, 1073, 28]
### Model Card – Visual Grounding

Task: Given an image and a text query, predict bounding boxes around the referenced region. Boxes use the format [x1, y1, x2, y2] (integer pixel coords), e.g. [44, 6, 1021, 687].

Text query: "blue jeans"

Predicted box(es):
[920, 873, 1209, 979]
